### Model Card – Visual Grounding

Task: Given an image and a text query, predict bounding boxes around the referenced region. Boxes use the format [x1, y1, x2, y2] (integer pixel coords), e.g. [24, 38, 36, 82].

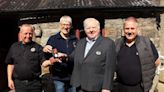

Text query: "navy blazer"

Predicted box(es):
[71, 36, 116, 91]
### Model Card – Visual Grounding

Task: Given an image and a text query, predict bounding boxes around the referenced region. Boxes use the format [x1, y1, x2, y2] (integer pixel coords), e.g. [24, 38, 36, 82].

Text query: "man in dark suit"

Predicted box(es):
[70, 18, 116, 92]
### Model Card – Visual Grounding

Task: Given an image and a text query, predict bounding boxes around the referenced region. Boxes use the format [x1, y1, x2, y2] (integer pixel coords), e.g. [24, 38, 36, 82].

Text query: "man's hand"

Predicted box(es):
[58, 52, 67, 58]
[155, 58, 160, 66]
[8, 79, 15, 90]
[43, 45, 52, 53]
[42, 57, 62, 67]
[7, 65, 14, 90]
[49, 57, 62, 63]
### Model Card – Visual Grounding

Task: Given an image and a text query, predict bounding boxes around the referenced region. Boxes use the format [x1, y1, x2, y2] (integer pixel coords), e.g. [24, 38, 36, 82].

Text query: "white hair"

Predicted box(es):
[60, 15, 72, 24]
[83, 18, 100, 29]
[20, 24, 34, 33]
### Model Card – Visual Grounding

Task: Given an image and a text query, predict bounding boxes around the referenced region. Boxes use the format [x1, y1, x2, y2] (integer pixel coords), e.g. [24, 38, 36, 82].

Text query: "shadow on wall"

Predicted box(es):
[0, 48, 9, 92]
[0, 15, 19, 92]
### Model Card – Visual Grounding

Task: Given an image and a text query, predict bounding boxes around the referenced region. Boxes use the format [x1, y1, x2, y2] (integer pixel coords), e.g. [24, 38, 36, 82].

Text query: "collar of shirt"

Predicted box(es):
[56, 32, 76, 40]
[86, 35, 99, 43]
[19, 41, 34, 47]
[84, 37, 97, 57]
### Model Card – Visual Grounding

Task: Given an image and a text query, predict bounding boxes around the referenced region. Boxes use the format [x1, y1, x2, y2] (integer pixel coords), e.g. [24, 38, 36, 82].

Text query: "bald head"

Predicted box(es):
[125, 16, 138, 23]
[124, 16, 138, 28]
[123, 16, 139, 43]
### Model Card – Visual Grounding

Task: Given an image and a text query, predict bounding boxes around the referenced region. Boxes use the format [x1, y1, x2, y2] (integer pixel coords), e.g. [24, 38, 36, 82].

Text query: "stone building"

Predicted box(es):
[0, 0, 164, 91]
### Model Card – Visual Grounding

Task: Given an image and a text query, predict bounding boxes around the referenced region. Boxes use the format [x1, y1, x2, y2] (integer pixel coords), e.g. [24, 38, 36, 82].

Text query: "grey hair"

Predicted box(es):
[83, 18, 100, 29]
[20, 24, 34, 33]
[60, 15, 72, 24]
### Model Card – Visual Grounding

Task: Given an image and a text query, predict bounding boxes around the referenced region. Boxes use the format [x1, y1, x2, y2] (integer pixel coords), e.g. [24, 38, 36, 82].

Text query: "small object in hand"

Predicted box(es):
[52, 48, 59, 58]
[53, 48, 58, 54]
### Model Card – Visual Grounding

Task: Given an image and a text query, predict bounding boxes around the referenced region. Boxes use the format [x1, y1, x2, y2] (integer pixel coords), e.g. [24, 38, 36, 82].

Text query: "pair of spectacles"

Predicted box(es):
[125, 27, 136, 30]
[61, 23, 71, 26]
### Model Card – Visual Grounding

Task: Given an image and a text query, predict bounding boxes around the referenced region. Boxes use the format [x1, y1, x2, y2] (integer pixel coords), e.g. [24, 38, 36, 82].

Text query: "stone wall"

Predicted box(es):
[33, 22, 59, 46]
[104, 18, 123, 40]
[105, 18, 160, 46]
[32, 15, 164, 63]
[159, 0, 164, 61]
[33, 17, 162, 56]
[159, 14, 164, 59]
[31, 0, 164, 58]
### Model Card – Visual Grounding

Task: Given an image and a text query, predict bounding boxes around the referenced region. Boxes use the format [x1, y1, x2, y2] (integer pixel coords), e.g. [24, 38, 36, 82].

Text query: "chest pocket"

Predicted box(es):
[26, 47, 39, 63]
[12, 50, 24, 64]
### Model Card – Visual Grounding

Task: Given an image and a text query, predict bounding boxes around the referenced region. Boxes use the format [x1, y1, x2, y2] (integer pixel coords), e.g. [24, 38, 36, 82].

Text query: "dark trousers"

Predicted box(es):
[76, 87, 100, 92]
[14, 79, 42, 92]
[113, 82, 143, 92]
[41, 73, 55, 92]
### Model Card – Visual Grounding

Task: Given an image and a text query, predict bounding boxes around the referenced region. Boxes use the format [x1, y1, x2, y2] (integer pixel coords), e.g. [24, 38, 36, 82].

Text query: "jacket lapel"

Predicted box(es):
[79, 39, 87, 63]
[84, 36, 103, 60]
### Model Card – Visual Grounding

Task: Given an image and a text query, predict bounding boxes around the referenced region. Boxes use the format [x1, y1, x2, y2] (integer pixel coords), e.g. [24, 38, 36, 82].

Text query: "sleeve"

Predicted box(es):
[150, 41, 159, 61]
[47, 36, 55, 47]
[103, 40, 116, 90]
[68, 39, 81, 62]
[68, 50, 75, 62]
[5, 46, 14, 64]
[70, 42, 81, 87]
[45, 36, 55, 59]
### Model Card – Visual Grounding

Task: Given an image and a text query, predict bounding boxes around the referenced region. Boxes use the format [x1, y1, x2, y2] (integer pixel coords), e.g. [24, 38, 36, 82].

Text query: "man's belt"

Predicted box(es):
[15, 78, 40, 83]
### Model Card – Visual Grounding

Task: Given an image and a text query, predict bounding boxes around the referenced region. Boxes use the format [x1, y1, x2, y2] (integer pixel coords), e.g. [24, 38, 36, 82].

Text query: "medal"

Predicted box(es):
[31, 47, 36, 52]
[96, 51, 101, 55]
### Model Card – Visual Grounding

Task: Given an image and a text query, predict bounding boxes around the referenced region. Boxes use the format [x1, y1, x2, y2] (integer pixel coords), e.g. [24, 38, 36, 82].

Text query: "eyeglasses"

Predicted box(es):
[61, 23, 71, 27]
[125, 27, 136, 30]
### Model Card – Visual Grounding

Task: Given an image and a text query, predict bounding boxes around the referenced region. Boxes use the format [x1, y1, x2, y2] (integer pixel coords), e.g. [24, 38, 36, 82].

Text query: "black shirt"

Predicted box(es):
[5, 41, 46, 80]
[117, 41, 158, 85]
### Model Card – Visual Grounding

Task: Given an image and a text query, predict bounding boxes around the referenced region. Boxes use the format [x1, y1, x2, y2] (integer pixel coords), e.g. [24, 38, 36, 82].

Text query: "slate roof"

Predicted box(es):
[0, 0, 159, 12]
